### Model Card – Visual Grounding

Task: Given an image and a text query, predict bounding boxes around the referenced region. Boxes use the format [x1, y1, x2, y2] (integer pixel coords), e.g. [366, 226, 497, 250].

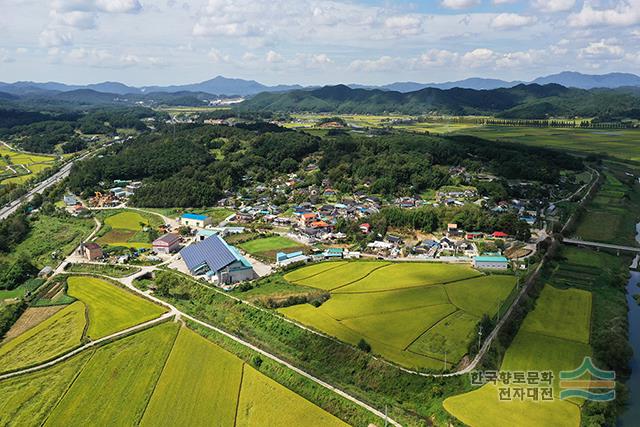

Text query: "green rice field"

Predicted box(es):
[455, 126, 640, 162]
[66, 276, 166, 339]
[444, 284, 592, 426]
[281, 261, 516, 370]
[44, 322, 179, 426]
[140, 327, 244, 427]
[0, 146, 56, 185]
[0, 301, 85, 373]
[573, 171, 640, 246]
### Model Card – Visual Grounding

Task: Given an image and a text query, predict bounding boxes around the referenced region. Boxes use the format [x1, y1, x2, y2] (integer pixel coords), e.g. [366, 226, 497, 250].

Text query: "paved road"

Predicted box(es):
[563, 238, 640, 253]
[0, 147, 102, 221]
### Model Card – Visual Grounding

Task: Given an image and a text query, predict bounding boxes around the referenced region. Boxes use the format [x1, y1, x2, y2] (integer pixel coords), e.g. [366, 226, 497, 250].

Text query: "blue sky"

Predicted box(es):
[0, 0, 638, 86]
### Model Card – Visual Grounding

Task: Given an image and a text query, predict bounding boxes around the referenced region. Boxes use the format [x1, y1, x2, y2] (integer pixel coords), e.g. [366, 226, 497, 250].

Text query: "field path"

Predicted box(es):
[0, 311, 176, 381]
[4, 266, 402, 427]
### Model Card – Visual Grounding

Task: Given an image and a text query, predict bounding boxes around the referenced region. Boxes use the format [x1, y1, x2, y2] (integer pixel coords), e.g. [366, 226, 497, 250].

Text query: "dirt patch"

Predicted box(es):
[2, 305, 64, 343]
[96, 229, 136, 244]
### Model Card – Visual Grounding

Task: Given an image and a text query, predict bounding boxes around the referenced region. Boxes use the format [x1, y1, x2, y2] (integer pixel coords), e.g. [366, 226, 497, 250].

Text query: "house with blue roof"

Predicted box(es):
[180, 235, 256, 284]
[180, 213, 212, 228]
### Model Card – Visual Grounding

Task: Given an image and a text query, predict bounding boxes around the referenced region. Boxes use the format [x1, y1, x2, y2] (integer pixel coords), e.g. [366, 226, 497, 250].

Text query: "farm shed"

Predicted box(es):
[152, 233, 181, 254]
[180, 213, 212, 228]
[472, 255, 509, 270]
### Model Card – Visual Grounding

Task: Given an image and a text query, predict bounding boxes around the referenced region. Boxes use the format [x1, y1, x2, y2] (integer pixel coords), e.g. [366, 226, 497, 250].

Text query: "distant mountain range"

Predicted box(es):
[0, 76, 303, 97]
[240, 83, 640, 118]
[1, 72, 640, 97]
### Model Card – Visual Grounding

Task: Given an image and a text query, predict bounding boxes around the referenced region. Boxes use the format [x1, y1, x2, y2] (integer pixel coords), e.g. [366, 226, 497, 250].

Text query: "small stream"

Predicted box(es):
[618, 223, 640, 425]
[619, 271, 640, 426]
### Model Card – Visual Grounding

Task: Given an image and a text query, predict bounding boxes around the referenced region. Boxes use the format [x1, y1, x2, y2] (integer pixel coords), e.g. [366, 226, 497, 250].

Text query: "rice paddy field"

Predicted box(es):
[573, 171, 640, 246]
[0, 322, 354, 426]
[0, 301, 85, 373]
[281, 261, 517, 370]
[66, 276, 166, 339]
[455, 126, 640, 162]
[96, 210, 164, 249]
[0, 275, 356, 426]
[0, 146, 56, 185]
[443, 283, 593, 427]
[238, 235, 307, 262]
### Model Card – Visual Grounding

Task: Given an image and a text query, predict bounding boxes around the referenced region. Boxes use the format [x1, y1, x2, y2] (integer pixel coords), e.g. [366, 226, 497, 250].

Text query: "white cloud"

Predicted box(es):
[39, 28, 73, 47]
[532, 0, 575, 13]
[51, 10, 97, 29]
[384, 15, 424, 36]
[441, 0, 481, 9]
[208, 48, 230, 63]
[491, 13, 538, 29]
[461, 48, 497, 67]
[0, 48, 14, 63]
[568, 1, 640, 27]
[579, 39, 625, 60]
[492, 0, 516, 4]
[410, 49, 459, 68]
[266, 50, 283, 63]
[95, 0, 142, 13]
[348, 56, 401, 72]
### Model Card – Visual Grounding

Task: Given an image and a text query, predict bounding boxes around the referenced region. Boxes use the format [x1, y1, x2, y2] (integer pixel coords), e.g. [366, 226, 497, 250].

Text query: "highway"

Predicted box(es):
[0, 147, 100, 221]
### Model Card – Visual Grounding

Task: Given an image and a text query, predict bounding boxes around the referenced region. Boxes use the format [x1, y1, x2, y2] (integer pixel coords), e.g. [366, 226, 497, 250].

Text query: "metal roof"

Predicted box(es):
[182, 213, 208, 221]
[180, 235, 238, 273]
[474, 256, 508, 262]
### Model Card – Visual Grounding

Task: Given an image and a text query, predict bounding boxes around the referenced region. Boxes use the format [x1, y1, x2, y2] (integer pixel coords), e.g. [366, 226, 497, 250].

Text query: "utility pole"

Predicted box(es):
[478, 327, 483, 352]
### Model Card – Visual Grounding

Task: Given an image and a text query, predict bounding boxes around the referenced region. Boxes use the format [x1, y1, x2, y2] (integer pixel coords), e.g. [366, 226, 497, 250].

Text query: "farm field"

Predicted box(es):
[238, 235, 307, 262]
[45, 322, 179, 426]
[140, 327, 243, 427]
[280, 261, 516, 370]
[0, 351, 93, 427]
[455, 126, 640, 162]
[96, 209, 163, 249]
[444, 284, 593, 426]
[236, 365, 348, 427]
[573, 171, 640, 246]
[0, 301, 85, 373]
[0, 146, 56, 185]
[66, 276, 166, 339]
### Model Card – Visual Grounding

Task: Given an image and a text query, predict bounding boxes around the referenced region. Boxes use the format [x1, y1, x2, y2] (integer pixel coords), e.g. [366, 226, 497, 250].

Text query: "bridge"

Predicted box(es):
[563, 238, 640, 254]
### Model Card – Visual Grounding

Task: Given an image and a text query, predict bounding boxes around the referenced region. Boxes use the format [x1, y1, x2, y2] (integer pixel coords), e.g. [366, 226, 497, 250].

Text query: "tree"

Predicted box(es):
[357, 338, 371, 353]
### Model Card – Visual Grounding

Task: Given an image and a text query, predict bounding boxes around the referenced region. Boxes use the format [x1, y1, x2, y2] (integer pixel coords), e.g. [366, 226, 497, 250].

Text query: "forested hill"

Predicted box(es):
[239, 83, 640, 119]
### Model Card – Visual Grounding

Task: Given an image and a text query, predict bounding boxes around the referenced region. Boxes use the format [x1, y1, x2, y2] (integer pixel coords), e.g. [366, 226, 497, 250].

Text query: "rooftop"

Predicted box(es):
[474, 256, 509, 263]
[180, 235, 242, 273]
[182, 213, 208, 221]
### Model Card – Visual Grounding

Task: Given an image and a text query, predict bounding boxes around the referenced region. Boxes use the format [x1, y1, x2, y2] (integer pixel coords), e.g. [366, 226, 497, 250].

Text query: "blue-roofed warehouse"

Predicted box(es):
[180, 235, 256, 284]
[180, 213, 212, 228]
[472, 255, 509, 270]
